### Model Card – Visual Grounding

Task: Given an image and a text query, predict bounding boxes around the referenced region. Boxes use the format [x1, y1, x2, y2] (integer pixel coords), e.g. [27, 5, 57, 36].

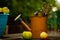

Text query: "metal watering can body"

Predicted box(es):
[0, 14, 9, 37]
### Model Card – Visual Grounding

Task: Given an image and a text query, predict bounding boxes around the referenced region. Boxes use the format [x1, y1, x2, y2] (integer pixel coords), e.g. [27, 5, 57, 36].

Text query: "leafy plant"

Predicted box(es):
[10, 0, 56, 17]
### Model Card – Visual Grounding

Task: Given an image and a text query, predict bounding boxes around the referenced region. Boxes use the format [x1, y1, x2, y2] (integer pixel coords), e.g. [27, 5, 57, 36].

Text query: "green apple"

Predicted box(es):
[22, 31, 32, 39]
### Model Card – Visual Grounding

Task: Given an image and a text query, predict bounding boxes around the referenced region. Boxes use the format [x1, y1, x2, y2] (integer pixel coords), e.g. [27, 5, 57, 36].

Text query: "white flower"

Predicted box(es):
[52, 7, 58, 12]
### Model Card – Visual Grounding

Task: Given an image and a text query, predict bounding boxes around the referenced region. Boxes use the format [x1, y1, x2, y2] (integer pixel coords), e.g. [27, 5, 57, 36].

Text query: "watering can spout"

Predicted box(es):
[21, 20, 31, 31]
[14, 14, 31, 31]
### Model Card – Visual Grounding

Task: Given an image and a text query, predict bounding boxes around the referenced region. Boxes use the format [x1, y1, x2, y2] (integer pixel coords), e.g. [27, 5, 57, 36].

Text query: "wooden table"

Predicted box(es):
[1, 31, 60, 40]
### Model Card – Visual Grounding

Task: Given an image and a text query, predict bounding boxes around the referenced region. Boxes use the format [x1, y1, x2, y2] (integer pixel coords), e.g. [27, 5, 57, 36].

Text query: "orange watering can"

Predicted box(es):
[14, 14, 47, 38]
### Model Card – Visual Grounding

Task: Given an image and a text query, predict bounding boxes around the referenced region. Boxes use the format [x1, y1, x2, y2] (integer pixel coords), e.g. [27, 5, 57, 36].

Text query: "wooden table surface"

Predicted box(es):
[2, 31, 60, 40]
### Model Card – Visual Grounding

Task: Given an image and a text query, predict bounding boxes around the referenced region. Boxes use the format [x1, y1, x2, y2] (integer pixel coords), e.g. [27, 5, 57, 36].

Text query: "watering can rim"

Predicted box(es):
[0, 14, 9, 15]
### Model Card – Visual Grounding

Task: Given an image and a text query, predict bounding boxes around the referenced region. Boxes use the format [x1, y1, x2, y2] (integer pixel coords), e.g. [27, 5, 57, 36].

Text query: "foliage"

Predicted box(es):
[7, 0, 56, 17]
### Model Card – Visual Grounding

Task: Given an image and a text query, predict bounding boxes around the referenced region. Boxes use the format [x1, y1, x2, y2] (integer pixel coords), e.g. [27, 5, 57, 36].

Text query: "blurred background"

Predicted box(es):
[1, 0, 60, 34]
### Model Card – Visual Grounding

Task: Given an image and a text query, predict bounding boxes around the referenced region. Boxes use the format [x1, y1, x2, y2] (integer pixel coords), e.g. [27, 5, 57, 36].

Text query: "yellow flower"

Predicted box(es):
[0, 8, 3, 12]
[3, 7, 10, 13]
